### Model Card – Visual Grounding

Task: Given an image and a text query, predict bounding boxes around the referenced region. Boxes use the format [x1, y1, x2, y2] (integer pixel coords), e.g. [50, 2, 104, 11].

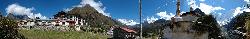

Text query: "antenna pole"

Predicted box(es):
[139, 0, 142, 39]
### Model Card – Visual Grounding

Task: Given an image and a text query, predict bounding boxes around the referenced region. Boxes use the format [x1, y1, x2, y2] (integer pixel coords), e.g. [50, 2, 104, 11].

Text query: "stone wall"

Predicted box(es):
[163, 15, 208, 39]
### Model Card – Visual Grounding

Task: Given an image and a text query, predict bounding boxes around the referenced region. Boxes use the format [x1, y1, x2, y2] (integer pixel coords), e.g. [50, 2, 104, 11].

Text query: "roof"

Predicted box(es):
[120, 27, 136, 33]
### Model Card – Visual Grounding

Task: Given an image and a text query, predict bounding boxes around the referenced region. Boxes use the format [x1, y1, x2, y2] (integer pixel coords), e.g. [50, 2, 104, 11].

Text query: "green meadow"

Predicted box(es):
[18, 29, 109, 39]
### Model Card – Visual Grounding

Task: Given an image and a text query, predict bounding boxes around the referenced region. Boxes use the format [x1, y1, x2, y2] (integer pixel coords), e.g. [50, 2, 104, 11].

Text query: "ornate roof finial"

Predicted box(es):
[176, 0, 180, 16]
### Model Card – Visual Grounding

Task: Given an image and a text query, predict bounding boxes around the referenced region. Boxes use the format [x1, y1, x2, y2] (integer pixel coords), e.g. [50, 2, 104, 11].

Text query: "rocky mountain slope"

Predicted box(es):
[223, 11, 250, 39]
[66, 4, 122, 30]
[6, 13, 29, 20]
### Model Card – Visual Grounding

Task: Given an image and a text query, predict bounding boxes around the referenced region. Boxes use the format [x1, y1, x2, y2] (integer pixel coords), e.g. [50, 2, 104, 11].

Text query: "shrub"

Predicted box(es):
[0, 17, 25, 39]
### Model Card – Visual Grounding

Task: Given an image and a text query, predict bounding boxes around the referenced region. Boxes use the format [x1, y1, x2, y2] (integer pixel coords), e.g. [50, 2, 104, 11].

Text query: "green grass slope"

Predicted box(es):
[19, 30, 109, 39]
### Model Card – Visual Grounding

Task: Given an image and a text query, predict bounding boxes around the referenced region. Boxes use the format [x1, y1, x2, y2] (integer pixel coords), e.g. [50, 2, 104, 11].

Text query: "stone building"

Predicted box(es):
[167, 9, 208, 39]
[162, 0, 208, 39]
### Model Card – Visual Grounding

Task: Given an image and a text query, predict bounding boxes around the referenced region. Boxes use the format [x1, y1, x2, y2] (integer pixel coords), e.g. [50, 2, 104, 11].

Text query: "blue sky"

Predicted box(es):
[0, 0, 249, 25]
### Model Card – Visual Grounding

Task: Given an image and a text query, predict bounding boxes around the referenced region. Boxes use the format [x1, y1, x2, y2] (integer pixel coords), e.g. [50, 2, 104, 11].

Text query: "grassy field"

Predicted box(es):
[18, 29, 109, 39]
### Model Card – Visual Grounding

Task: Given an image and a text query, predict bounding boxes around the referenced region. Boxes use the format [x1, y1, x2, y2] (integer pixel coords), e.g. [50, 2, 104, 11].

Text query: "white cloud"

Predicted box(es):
[156, 11, 175, 20]
[117, 19, 139, 26]
[34, 13, 47, 19]
[75, 0, 110, 17]
[233, 7, 243, 17]
[233, 6, 250, 17]
[187, 0, 225, 15]
[187, 0, 227, 26]
[187, 0, 199, 9]
[199, 0, 205, 2]
[199, 3, 225, 26]
[245, 0, 250, 3]
[146, 16, 159, 23]
[6, 4, 47, 19]
[199, 3, 225, 14]
[143, 11, 176, 23]
[6, 4, 34, 15]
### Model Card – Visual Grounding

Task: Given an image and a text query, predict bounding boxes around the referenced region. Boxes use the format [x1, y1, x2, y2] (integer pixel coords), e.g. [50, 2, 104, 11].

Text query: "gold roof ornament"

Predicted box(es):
[176, 0, 180, 17]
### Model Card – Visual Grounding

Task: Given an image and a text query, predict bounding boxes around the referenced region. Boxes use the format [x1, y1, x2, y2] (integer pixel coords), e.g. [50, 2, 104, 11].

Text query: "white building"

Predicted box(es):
[17, 16, 86, 31]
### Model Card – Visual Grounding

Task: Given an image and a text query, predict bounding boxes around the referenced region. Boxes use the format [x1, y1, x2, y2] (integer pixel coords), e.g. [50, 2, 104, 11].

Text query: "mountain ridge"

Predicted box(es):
[66, 4, 122, 30]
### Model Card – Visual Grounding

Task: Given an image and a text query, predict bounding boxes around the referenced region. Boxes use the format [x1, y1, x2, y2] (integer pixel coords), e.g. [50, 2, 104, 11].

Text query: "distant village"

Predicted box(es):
[16, 12, 85, 31]
[0, 5, 91, 31]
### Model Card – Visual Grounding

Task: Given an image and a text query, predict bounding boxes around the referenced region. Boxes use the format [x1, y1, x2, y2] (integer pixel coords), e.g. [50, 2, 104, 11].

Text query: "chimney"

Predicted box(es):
[190, 0, 194, 16]
[189, 0, 194, 11]
[190, 7, 193, 11]
[176, 0, 180, 16]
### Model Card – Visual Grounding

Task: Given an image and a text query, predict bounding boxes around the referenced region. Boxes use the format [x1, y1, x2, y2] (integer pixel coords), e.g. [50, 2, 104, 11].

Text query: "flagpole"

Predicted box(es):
[139, 0, 142, 39]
